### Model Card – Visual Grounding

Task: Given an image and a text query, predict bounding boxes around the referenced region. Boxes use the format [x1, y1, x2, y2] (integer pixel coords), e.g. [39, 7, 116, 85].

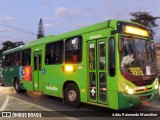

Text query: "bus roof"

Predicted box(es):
[23, 19, 147, 48]
[2, 19, 147, 51]
[24, 20, 111, 48]
[2, 45, 24, 55]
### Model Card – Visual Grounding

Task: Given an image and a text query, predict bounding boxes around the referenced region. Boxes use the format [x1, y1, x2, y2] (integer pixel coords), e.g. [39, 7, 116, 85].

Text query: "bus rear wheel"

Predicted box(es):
[64, 83, 81, 108]
[14, 79, 22, 93]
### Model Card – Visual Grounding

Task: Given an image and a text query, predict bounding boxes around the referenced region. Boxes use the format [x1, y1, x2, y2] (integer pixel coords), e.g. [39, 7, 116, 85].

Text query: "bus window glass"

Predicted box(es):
[89, 43, 95, 70]
[89, 72, 96, 100]
[2, 55, 6, 67]
[39, 54, 42, 70]
[99, 72, 106, 102]
[14, 52, 21, 66]
[99, 42, 106, 70]
[65, 37, 82, 63]
[119, 36, 157, 77]
[22, 49, 31, 66]
[34, 54, 37, 70]
[8, 54, 14, 66]
[2, 55, 7, 67]
[45, 41, 64, 64]
[109, 38, 115, 76]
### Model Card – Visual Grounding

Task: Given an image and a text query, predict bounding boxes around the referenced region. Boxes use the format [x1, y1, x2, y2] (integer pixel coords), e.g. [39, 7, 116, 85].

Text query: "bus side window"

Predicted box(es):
[2, 55, 7, 67]
[89, 43, 95, 70]
[14, 52, 21, 66]
[72, 54, 78, 63]
[22, 49, 31, 66]
[7, 54, 14, 66]
[45, 41, 64, 65]
[108, 37, 115, 76]
[99, 41, 106, 70]
[65, 36, 82, 64]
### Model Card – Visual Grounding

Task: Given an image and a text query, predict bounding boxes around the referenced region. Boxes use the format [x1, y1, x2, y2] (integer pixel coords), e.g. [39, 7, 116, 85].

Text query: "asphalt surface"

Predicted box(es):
[0, 86, 77, 120]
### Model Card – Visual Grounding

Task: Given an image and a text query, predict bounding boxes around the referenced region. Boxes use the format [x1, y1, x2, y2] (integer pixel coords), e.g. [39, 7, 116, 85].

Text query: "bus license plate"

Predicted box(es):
[142, 101, 148, 105]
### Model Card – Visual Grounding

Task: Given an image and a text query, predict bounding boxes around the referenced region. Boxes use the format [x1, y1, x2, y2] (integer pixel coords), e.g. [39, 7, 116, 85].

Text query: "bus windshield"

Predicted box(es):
[119, 36, 157, 77]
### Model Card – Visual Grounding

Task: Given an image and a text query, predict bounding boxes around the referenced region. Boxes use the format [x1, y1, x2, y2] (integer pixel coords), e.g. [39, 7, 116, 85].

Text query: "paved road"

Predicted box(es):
[0, 86, 160, 120]
[0, 87, 77, 120]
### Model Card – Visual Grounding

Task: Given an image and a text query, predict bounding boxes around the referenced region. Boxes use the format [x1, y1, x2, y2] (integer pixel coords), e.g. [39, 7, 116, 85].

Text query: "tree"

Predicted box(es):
[130, 11, 160, 36]
[14, 41, 25, 47]
[0, 41, 25, 59]
[1, 41, 15, 51]
[37, 18, 44, 39]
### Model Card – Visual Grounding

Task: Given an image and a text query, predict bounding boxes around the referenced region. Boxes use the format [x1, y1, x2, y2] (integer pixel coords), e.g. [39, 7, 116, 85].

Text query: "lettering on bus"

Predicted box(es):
[129, 67, 144, 76]
[89, 34, 102, 40]
[78, 65, 83, 69]
[9, 68, 14, 71]
[46, 85, 58, 91]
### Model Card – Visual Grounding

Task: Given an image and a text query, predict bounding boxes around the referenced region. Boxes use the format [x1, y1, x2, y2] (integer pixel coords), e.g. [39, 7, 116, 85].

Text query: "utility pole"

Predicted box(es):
[37, 18, 44, 39]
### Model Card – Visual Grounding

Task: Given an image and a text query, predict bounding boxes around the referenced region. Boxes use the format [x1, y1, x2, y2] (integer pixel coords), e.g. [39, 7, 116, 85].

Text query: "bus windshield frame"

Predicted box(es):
[119, 35, 157, 80]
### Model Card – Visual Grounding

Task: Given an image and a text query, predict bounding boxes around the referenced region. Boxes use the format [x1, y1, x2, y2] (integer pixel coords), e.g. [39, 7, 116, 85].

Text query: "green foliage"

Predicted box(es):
[0, 41, 25, 59]
[130, 11, 160, 36]
[37, 18, 44, 39]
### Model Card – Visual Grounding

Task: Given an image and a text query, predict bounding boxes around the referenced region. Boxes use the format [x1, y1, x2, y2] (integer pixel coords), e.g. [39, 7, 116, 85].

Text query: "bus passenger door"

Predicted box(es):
[87, 39, 107, 105]
[33, 52, 42, 91]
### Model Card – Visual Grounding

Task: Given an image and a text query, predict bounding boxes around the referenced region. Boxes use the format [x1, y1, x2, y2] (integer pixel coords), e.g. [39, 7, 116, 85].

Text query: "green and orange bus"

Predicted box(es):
[2, 19, 159, 110]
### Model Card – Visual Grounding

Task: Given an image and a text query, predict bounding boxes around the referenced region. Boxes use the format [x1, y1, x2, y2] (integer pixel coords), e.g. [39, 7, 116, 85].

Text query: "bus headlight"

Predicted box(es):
[122, 82, 134, 95]
[154, 81, 159, 90]
[128, 88, 134, 94]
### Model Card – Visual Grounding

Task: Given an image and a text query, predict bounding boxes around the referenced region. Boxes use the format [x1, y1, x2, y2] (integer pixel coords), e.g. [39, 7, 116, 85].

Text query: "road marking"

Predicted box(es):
[10, 96, 53, 111]
[0, 96, 10, 111]
[0, 87, 78, 120]
[10, 96, 79, 120]
[145, 104, 160, 108]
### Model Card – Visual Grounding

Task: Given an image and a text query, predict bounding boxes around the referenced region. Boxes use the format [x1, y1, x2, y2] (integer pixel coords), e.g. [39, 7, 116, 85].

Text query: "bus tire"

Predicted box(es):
[14, 79, 22, 93]
[22, 89, 27, 92]
[64, 83, 81, 108]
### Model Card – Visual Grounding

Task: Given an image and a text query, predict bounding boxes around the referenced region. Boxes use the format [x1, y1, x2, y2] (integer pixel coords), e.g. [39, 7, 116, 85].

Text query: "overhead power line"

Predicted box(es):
[0, 22, 36, 36]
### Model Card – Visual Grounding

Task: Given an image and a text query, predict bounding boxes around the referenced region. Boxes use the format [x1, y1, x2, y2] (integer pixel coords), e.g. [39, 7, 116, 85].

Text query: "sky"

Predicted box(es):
[0, 0, 160, 49]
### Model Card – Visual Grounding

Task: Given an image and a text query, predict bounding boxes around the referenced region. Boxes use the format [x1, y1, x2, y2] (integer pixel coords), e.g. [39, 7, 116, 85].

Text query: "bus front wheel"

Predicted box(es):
[14, 79, 22, 93]
[64, 83, 81, 108]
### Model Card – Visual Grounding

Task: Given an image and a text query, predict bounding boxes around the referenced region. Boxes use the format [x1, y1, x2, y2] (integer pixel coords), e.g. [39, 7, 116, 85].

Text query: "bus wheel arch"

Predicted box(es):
[63, 81, 81, 108]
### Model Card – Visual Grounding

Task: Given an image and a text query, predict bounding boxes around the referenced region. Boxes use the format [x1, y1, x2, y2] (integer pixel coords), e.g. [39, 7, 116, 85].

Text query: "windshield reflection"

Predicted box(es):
[119, 36, 157, 77]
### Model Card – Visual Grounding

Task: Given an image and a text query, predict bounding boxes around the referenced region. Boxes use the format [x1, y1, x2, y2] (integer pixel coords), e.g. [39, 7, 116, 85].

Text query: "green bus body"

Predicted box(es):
[2, 46, 24, 87]
[2, 19, 159, 110]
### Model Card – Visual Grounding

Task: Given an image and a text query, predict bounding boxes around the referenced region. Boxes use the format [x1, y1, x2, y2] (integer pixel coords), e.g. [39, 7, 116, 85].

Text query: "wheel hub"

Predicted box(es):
[68, 90, 77, 102]
[15, 82, 19, 90]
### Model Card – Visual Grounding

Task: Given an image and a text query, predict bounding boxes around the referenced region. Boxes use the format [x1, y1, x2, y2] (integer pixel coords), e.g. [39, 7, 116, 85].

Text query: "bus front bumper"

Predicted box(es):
[118, 89, 159, 109]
